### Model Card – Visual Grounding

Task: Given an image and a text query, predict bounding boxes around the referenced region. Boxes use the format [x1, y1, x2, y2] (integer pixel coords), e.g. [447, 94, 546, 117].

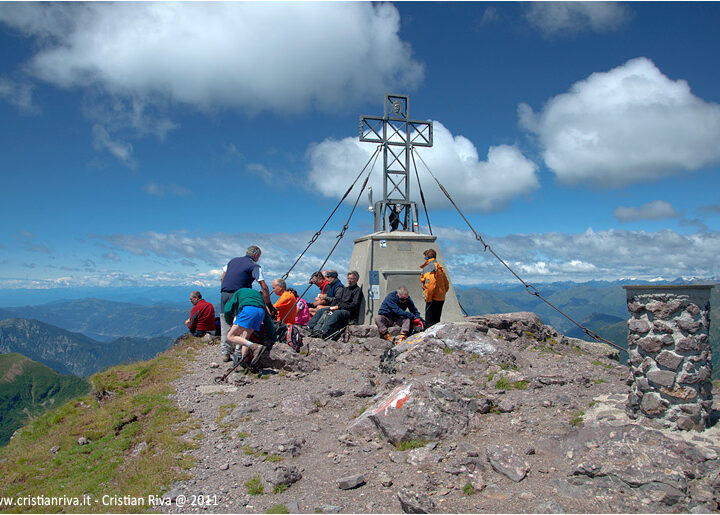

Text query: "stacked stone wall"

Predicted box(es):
[625, 285, 713, 431]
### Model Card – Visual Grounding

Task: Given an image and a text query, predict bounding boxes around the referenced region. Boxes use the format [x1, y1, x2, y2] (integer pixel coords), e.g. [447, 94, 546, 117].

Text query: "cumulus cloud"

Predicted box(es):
[0, 3, 422, 115]
[434, 226, 720, 285]
[307, 121, 539, 212]
[614, 200, 678, 222]
[519, 57, 720, 187]
[525, 2, 632, 37]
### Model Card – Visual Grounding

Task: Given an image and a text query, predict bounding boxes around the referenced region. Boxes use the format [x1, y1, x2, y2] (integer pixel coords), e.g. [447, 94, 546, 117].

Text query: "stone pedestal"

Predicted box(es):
[624, 285, 714, 430]
[348, 231, 464, 326]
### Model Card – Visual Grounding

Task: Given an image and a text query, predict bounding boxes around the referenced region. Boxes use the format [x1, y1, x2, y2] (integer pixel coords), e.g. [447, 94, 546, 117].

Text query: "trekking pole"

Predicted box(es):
[323, 326, 347, 342]
[214, 349, 253, 383]
[214, 360, 243, 383]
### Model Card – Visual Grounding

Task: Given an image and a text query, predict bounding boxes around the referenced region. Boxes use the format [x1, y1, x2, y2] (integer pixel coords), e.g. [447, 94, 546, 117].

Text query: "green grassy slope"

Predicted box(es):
[0, 339, 203, 513]
[0, 353, 90, 446]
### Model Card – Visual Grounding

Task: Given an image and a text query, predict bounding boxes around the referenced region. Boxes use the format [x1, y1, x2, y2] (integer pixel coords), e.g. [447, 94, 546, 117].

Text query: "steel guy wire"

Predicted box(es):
[411, 148, 627, 355]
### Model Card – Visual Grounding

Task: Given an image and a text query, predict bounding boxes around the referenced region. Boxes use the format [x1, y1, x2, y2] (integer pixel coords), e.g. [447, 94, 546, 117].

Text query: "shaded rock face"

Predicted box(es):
[258, 342, 318, 373]
[397, 489, 436, 514]
[347, 379, 475, 445]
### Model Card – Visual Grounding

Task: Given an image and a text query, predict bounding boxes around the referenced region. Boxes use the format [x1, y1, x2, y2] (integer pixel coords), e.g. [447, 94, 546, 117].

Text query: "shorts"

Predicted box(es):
[233, 305, 265, 331]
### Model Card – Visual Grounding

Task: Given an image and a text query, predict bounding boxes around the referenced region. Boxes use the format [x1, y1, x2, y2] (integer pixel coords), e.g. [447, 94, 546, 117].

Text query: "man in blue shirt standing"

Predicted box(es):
[374, 285, 421, 343]
[219, 245, 275, 361]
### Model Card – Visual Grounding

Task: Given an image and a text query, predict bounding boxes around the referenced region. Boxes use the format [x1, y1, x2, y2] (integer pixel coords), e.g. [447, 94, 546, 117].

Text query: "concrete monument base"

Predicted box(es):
[348, 231, 464, 326]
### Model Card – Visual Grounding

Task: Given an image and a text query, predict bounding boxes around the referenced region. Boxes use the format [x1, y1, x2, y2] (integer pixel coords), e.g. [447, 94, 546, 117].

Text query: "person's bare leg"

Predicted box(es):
[227, 325, 255, 358]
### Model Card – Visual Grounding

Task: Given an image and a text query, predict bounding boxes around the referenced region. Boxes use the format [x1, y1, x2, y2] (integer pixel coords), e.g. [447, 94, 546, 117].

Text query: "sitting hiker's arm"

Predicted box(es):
[187, 310, 199, 330]
[409, 299, 421, 319]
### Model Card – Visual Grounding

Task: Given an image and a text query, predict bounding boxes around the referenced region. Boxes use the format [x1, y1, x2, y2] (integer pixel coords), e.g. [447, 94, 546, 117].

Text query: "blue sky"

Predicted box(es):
[1, 1, 720, 298]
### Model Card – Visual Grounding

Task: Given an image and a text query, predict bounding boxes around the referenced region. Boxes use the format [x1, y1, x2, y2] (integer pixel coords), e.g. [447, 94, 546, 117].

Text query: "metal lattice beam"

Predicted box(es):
[359, 94, 433, 232]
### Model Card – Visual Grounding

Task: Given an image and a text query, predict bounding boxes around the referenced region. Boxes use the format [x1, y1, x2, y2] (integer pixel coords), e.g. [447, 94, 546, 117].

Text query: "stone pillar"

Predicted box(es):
[624, 285, 713, 431]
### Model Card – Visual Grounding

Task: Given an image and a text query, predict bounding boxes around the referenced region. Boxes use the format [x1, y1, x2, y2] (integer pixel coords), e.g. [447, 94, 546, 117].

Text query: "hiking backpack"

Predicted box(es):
[275, 322, 303, 353]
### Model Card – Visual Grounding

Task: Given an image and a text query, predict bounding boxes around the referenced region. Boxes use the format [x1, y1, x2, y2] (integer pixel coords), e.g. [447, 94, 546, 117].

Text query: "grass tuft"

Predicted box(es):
[570, 410, 585, 427]
[266, 504, 289, 514]
[246, 475, 264, 495]
[463, 481, 476, 496]
[393, 439, 429, 451]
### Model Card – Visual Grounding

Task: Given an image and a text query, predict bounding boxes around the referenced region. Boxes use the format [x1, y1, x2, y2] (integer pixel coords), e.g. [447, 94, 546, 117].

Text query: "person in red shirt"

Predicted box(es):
[185, 291, 216, 336]
[308, 271, 329, 316]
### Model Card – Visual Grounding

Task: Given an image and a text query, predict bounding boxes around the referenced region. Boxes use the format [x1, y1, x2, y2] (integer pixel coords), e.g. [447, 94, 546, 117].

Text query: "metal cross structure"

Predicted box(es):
[359, 94, 433, 232]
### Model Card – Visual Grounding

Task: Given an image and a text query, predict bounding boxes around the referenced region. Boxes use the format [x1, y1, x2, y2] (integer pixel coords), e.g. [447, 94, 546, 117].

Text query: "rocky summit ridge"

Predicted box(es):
[162, 313, 720, 514]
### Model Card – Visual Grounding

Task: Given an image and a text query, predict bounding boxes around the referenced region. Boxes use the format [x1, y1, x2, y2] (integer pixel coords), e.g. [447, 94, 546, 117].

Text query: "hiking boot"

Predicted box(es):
[223, 353, 232, 362]
[380, 332, 393, 342]
[249, 344, 267, 368]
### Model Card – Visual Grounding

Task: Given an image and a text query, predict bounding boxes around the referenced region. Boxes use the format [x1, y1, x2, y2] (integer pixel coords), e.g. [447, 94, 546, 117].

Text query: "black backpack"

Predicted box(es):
[275, 322, 303, 353]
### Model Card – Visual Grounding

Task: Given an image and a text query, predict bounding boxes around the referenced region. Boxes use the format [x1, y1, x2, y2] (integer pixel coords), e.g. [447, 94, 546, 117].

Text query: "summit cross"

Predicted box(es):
[359, 94, 433, 232]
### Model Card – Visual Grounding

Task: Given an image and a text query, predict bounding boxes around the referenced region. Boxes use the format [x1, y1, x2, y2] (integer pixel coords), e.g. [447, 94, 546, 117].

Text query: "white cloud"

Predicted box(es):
[47, 225, 713, 290]
[525, 2, 632, 37]
[245, 163, 274, 185]
[614, 200, 678, 222]
[519, 57, 720, 187]
[3, 224, 719, 290]
[307, 121, 539, 212]
[0, 2, 423, 165]
[434, 226, 720, 285]
[92, 124, 135, 167]
[91, 230, 358, 287]
[0, 3, 423, 115]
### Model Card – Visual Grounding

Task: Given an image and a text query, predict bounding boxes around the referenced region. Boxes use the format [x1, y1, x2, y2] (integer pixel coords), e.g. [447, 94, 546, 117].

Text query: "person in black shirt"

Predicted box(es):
[306, 271, 364, 339]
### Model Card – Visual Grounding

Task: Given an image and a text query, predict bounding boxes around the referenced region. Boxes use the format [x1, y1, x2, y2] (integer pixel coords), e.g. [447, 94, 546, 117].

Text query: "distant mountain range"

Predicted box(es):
[0, 318, 175, 377]
[456, 282, 628, 333]
[0, 298, 190, 341]
[0, 353, 89, 446]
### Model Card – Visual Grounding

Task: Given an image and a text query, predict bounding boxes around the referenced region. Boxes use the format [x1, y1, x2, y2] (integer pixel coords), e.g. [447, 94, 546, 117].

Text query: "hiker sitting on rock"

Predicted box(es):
[309, 270, 344, 316]
[305, 271, 363, 339]
[375, 286, 421, 343]
[224, 288, 276, 369]
[307, 271, 328, 315]
[288, 288, 311, 326]
[272, 278, 297, 326]
[185, 290, 216, 337]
